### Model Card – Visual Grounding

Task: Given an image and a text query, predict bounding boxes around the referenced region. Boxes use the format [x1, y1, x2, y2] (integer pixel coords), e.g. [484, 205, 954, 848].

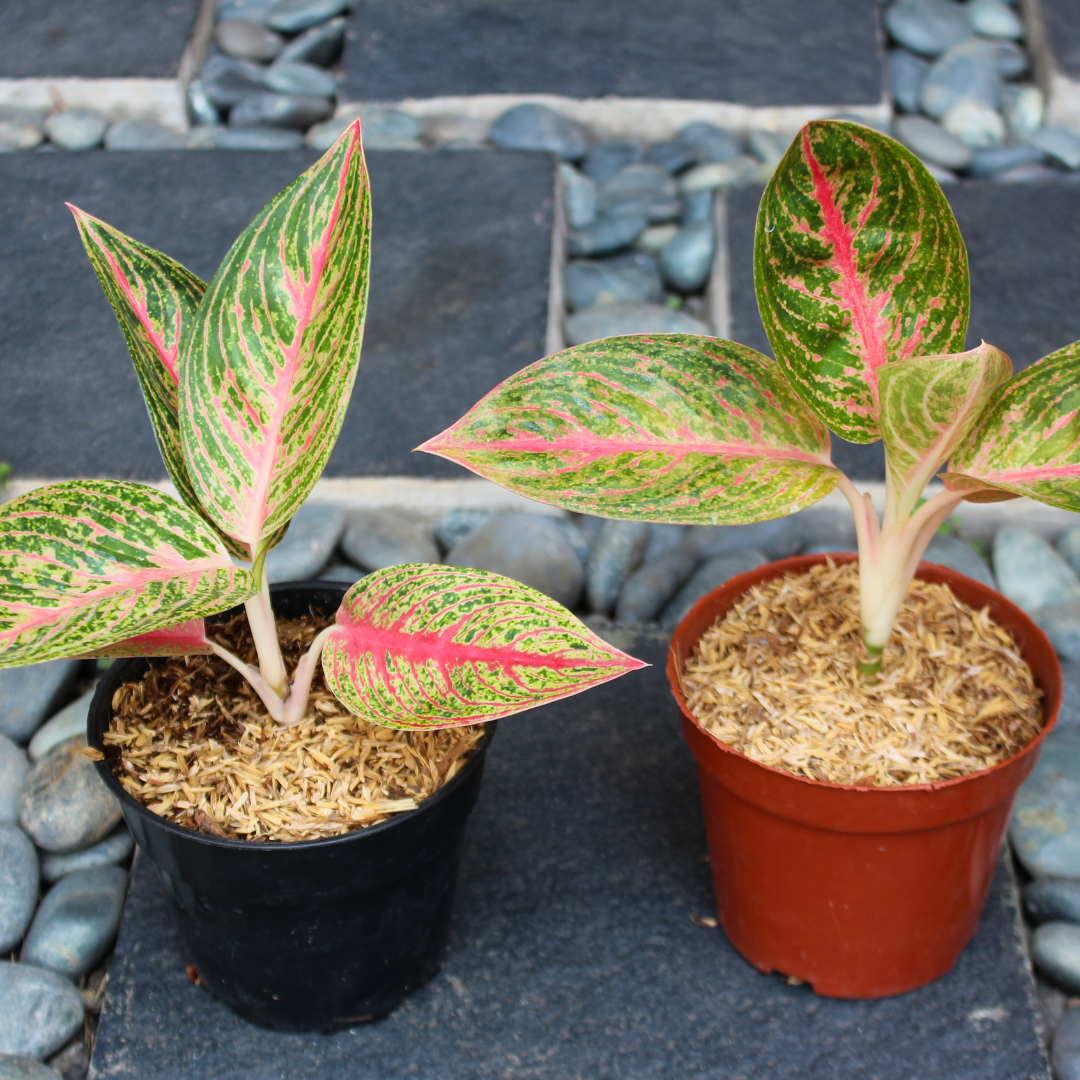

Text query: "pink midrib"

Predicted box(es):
[240, 133, 357, 544]
[801, 129, 889, 417]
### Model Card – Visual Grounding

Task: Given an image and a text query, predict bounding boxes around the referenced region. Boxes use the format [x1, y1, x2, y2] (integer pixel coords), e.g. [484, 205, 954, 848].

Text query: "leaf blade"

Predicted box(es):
[322, 564, 646, 729]
[179, 120, 371, 550]
[0, 481, 256, 666]
[755, 120, 969, 443]
[420, 334, 840, 525]
[81, 620, 213, 659]
[945, 341, 1080, 511]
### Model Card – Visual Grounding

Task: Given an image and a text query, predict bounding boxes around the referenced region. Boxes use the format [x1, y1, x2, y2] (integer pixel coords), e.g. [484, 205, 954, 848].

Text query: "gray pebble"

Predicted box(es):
[884, 0, 973, 57]
[43, 110, 108, 151]
[345, 105, 423, 140]
[684, 517, 801, 560]
[920, 39, 1001, 119]
[586, 521, 651, 614]
[19, 737, 122, 855]
[995, 40, 1029, 79]
[643, 140, 697, 175]
[41, 828, 134, 884]
[434, 509, 493, 553]
[217, 127, 306, 150]
[229, 92, 332, 131]
[278, 16, 346, 66]
[1030, 127, 1080, 171]
[265, 504, 346, 584]
[582, 141, 642, 184]
[922, 534, 995, 589]
[104, 119, 187, 151]
[994, 526, 1080, 612]
[633, 224, 680, 257]
[967, 142, 1044, 177]
[995, 163, 1063, 183]
[596, 164, 680, 223]
[564, 302, 709, 346]
[1058, 525, 1080, 576]
[660, 221, 715, 293]
[265, 60, 337, 99]
[187, 79, 220, 126]
[802, 543, 857, 555]
[315, 563, 366, 584]
[45, 1042, 89, 1080]
[28, 690, 94, 764]
[489, 104, 587, 160]
[572, 516, 605, 549]
[942, 98, 1005, 149]
[567, 214, 648, 258]
[558, 164, 598, 229]
[558, 521, 591, 566]
[967, 0, 1023, 39]
[678, 157, 759, 192]
[888, 48, 931, 113]
[661, 548, 769, 627]
[1032, 602, 1080, 663]
[201, 55, 267, 110]
[0, 737, 28, 824]
[0, 662, 78, 746]
[0, 107, 44, 153]
[341, 510, 439, 570]
[22, 866, 128, 979]
[1053, 1006, 1080, 1080]
[446, 514, 584, 608]
[215, 18, 284, 62]
[0, 826, 38, 954]
[1034, 922, 1080, 993]
[264, 0, 349, 34]
[564, 253, 663, 310]
[217, 0, 275, 18]
[0, 1055, 63, 1080]
[676, 121, 741, 164]
[644, 523, 687, 563]
[616, 546, 699, 623]
[745, 129, 787, 166]
[681, 189, 713, 225]
[0, 962, 82, 1058]
[1010, 728, 1080, 877]
[1024, 878, 1080, 926]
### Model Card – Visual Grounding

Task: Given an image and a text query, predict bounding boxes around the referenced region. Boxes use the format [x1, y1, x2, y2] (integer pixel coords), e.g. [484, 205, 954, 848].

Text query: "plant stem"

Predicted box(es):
[208, 641, 286, 722]
[244, 576, 287, 697]
[280, 625, 337, 726]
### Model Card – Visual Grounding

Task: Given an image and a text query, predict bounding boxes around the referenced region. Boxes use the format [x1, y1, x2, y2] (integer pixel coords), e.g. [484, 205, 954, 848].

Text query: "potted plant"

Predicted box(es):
[0, 121, 642, 1030]
[420, 119, 1075, 998]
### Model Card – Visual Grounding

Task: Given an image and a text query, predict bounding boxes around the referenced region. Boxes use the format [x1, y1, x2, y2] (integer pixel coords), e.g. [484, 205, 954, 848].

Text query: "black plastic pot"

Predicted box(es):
[87, 581, 495, 1032]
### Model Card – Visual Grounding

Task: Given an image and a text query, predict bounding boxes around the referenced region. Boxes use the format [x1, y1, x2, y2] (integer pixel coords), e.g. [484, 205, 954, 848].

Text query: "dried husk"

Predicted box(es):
[104, 612, 485, 842]
[681, 561, 1043, 787]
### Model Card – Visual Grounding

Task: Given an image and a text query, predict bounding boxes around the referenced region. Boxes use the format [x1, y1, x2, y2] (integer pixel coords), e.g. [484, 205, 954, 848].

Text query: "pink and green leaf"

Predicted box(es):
[755, 120, 969, 443]
[322, 564, 645, 729]
[179, 120, 371, 553]
[419, 334, 840, 525]
[944, 341, 1080, 510]
[0, 481, 256, 667]
[879, 342, 1011, 515]
[80, 619, 214, 659]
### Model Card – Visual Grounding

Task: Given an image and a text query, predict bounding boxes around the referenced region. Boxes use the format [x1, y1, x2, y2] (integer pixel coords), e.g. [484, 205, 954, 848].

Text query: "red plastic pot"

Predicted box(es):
[668, 552, 1061, 999]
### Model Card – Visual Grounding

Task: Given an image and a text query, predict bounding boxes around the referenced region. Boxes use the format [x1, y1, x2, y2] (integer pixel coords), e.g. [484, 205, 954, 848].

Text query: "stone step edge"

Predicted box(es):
[0, 78, 189, 131]
[2, 475, 1071, 541]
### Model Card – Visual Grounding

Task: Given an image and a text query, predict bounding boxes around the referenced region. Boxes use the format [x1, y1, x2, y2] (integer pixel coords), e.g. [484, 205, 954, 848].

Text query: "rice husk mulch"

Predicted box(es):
[103, 612, 486, 842]
[679, 560, 1043, 787]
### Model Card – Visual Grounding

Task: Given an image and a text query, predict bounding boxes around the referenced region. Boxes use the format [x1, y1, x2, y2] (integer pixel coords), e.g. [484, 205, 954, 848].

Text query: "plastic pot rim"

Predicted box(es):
[666, 551, 1061, 798]
[87, 578, 496, 855]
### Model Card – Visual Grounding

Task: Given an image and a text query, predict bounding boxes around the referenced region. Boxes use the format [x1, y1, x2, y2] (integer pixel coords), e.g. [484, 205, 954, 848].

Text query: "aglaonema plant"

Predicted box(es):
[422, 119, 1080, 679]
[0, 121, 642, 729]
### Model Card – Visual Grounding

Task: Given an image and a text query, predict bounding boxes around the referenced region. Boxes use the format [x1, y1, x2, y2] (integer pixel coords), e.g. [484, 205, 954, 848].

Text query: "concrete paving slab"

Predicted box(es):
[0, 149, 552, 480]
[90, 629, 1049, 1080]
[728, 180, 1080, 480]
[340, 0, 885, 107]
[0, 0, 202, 79]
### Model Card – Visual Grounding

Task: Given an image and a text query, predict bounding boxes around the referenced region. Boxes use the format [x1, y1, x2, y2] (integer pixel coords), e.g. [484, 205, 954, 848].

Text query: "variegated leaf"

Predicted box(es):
[180, 120, 371, 553]
[0, 481, 256, 667]
[944, 341, 1080, 510]
[322, 564, 646, 729]
[80, 620, 213, 659]
[879, 342, 1011, 513]
[756, 120, 969, 443]
[419, 334, 840, 525]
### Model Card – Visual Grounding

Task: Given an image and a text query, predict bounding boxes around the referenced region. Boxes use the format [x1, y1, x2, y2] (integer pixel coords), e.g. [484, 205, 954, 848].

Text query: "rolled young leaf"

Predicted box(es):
[180, 120, 371, 553]
[0, 481, 256, 666]
[420, 334, 840, 525]
[879, 342, 1011, 516]
[68, 207, 290, 562]
[944, 341, 1080, 510]
[756, 120, 969, 443]
[322, 564, 646, 729]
